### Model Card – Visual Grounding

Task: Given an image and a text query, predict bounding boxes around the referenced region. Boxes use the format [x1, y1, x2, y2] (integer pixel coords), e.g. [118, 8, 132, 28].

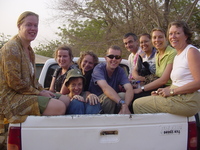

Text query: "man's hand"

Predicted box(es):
[86, 94, 99, 105]
[118, 104, 131, 114]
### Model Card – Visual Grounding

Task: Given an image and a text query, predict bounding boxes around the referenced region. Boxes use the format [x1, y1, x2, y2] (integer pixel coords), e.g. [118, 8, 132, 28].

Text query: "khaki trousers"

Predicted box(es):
[99, 92, 125, 114]
[133, 91, 200, 117]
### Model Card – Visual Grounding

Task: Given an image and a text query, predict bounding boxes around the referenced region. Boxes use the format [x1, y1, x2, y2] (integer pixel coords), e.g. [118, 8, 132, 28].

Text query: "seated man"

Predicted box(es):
[89, 45, 133, 114]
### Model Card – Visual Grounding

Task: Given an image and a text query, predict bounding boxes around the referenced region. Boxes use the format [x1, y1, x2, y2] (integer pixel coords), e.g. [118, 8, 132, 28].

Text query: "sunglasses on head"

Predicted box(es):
[106, 55, 121, 59]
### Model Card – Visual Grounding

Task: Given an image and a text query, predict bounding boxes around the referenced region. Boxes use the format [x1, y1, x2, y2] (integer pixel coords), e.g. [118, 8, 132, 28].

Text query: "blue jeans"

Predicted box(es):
[66, 99, 102, 114]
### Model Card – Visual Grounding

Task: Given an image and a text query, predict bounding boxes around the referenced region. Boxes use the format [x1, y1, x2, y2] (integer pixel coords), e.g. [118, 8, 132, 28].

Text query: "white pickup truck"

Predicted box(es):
[7, 58, 200, 150]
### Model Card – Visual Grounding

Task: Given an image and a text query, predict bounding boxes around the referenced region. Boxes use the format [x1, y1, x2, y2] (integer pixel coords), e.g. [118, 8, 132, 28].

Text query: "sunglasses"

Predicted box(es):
[106, 55, 121, 59]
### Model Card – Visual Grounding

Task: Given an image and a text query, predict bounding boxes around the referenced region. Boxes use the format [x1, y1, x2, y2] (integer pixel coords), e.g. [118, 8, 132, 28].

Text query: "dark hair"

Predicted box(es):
[53, 44, 73, 61]
[167, 21, 193, 44]
[139, 33, 151, 39]
[123, 33, 138, 41]
[77, 51, 99, 68]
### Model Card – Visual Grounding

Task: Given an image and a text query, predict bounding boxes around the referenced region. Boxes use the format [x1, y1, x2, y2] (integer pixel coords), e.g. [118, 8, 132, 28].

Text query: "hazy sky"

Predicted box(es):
[0, 0, 60, 47]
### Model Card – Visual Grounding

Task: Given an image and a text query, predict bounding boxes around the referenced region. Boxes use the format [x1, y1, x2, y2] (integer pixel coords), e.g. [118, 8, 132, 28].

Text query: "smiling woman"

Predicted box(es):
[0, 11, 71, 140]
[0, 0, 59, 47]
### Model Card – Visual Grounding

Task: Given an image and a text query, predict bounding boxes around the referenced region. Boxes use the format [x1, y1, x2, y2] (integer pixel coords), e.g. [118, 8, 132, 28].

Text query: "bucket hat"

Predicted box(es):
[64, 69, 85, 86]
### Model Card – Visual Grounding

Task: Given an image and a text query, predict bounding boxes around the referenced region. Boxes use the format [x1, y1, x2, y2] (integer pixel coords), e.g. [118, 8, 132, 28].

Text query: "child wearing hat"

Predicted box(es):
[63, 69, 101, 114]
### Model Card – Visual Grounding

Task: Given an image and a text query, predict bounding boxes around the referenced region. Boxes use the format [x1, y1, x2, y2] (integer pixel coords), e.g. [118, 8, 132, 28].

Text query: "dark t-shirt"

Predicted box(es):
[83, 69, 93, 91]
[88, 63, 129, 96]
[53, 64, 78, 92]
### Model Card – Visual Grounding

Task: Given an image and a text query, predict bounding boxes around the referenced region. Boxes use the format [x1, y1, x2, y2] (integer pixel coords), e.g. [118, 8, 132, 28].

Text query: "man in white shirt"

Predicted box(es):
[123, 33, 142, 80]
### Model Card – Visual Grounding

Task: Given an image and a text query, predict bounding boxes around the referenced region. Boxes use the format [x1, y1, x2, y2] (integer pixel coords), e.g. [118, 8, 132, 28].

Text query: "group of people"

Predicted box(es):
[1, 11, 200, 136]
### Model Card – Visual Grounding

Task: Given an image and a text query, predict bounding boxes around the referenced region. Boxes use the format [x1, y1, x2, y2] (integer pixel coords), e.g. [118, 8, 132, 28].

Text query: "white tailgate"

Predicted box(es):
[21, 113, 188, 150]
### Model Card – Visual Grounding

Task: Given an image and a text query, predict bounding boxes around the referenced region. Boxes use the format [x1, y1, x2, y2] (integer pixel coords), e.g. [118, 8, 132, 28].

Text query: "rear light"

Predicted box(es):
[188, 121, 197, 150]
[7, 126, 21, 150]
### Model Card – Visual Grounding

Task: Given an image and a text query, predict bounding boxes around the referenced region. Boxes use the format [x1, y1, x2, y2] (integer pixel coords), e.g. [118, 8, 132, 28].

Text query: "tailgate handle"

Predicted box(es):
[100, 130, 118, 135]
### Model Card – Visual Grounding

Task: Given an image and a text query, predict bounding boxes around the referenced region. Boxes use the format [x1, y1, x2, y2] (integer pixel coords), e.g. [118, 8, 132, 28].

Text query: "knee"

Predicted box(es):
[59, 95, 70, 106]
[71, 99, 84, 106]
[132, 100, 140, 114]
[51, 101, 66, 115]
[56, 102, 66, 115]
[66, 99, 85, 114]
[43, 99, 66, 116]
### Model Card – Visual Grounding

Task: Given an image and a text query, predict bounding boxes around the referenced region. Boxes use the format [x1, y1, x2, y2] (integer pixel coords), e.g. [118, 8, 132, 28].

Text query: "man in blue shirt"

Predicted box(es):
[89, 45, 133, 114]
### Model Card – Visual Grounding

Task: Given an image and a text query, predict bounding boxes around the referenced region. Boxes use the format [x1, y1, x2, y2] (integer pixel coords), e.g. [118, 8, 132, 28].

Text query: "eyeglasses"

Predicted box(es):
[106, 55, 121, 59]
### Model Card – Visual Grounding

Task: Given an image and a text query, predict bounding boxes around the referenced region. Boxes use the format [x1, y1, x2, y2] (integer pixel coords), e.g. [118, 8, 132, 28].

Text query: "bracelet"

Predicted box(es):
[117, 99, 125, 108]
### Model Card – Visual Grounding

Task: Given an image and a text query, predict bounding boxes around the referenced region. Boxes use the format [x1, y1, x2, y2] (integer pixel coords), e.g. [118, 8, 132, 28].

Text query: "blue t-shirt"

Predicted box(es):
[88, 63, 129, 96]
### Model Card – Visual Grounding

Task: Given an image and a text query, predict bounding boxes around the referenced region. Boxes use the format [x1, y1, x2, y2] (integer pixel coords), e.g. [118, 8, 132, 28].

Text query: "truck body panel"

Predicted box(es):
[18, 114, 192, 150]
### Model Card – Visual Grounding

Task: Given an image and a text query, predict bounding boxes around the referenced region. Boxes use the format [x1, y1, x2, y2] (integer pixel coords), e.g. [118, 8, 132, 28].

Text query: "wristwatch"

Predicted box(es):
[117, 99, 125, 108]
[141, 86, 145, 92]
[170, 89, 174, 95]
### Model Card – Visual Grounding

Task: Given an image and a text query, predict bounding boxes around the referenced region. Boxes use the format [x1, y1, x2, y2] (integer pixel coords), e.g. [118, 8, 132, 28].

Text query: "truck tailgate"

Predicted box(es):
[21, 113, 188, 150]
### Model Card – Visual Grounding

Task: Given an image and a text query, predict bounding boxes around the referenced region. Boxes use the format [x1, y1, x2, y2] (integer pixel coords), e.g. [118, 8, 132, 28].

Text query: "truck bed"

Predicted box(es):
[19, 113, 192, 150]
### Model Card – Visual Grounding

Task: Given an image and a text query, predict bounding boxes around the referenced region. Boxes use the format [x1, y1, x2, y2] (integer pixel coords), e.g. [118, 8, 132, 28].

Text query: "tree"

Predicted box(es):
[0, 33, 11, 49]
[36, 0, 200, 57]
[34, 40, 62, 58]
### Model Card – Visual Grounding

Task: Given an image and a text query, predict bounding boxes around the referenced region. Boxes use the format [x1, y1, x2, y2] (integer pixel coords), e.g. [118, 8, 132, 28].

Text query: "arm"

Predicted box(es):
[97, 80, 132, 114]
[122, 83, 134, 106]
[153, 48, 200, 97]
[97, 80, 121, 103]
[3, 45, 41, 95]
[134, 63, 172, 94]
[49, 77, 56, 92]
[172, 48, 200, 95]
[60, 83, 70, 95]
[118, 83, 133, 114]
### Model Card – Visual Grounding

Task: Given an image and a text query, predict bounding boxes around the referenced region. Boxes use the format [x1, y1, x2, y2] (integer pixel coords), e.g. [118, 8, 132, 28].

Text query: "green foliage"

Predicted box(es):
[34, 40, 62, 58]
[34, 0, 200, 57]
[57, 19, 108, 56]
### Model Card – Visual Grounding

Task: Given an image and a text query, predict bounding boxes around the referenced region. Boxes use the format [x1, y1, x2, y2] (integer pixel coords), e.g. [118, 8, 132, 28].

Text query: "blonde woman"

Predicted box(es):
[0, 11, 70, 134]
[49, 45, 77, 93]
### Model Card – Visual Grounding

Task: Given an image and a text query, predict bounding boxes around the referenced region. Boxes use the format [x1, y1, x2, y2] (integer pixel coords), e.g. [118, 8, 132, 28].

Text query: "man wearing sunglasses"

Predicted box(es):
[89, 46, 133, 114]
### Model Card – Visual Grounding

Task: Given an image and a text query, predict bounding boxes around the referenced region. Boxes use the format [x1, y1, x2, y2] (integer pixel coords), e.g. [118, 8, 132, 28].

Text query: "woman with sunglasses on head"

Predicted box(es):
[132, 33, 157, 84]
[133, 21, 200, 117]
[133, 28, 177, 97]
